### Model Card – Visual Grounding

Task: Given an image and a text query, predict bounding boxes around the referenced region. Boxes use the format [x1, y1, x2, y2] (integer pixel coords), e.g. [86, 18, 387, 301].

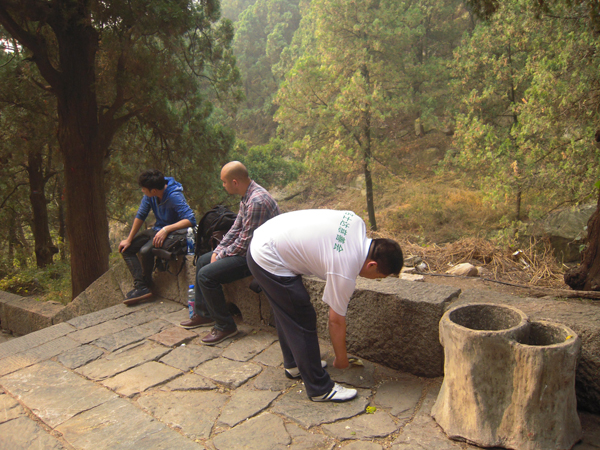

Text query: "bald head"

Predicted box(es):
[220, 161, 251, 195]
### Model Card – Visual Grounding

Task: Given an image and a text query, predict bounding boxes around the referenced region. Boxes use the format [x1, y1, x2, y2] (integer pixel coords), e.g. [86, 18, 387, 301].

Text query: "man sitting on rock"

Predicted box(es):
[247, 209, 403, 402]
[119, 169, 196, 305]
[180, 161, 279, 345]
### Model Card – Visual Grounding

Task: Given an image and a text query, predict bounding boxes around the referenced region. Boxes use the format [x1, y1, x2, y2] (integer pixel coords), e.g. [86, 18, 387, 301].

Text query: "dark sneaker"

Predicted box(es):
[285, 360, 328, 379]
[123, 287, 152, 306]
[310, 383, 357, 402]
[201, 327, 238, 345]
[180, 314, 215, 329]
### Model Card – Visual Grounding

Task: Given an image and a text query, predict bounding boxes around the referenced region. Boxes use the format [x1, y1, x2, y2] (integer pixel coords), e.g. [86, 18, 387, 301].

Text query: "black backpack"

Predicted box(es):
[194, 205, 237, 264]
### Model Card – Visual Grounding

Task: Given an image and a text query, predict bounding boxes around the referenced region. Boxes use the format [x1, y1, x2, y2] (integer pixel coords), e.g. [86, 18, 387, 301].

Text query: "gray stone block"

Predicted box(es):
[223, 276, 273, 327]
[304, 276, 460, 377]
[0, 295, 65, 336]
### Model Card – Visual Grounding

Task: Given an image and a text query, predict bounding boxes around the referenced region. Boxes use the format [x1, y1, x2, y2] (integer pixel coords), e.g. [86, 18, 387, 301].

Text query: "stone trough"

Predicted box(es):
[432, 303, 581, 450]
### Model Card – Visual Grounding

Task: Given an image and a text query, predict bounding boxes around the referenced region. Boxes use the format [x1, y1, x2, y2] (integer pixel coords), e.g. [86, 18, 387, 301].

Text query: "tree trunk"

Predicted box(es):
[360, 63, 377, 231]
[54, 16, 110, 299]
[0, 2, 110, 297]
[58, 179, 67, 262]
[26, 151, 58, 268]
[564, 191, 600, 291]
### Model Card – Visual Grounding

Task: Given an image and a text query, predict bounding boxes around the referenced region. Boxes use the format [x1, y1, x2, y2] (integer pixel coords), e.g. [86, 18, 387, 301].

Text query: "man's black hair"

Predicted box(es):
[138, 169, 166, 191]
[368, 238, 403, 276]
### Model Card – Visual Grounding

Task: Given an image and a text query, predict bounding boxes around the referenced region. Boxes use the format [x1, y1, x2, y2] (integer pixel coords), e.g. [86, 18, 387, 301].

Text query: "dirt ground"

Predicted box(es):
[421, 273, 553, 298]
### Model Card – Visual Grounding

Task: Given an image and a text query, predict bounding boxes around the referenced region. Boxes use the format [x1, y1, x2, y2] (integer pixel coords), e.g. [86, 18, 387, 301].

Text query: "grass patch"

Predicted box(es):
[0, 261, 72, 305]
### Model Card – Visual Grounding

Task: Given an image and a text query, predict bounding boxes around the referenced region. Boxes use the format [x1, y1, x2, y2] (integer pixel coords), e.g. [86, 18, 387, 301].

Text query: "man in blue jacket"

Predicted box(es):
[119, 169, 196, 305]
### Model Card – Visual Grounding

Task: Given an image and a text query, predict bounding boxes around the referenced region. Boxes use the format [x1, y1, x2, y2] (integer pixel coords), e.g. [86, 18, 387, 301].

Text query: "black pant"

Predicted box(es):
[247, 248, 334, 398]
[122, 229, 158, 289]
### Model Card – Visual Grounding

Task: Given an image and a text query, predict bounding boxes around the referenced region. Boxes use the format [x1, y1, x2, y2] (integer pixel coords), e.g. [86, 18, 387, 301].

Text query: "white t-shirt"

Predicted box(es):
[250, 209, 371, 316]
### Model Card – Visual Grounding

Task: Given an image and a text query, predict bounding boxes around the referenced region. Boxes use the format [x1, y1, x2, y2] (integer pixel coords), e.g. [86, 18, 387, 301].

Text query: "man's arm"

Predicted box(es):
[119, 217, 145, 253]
[329, 307, 349, 369]
[152, 218, 193, 248]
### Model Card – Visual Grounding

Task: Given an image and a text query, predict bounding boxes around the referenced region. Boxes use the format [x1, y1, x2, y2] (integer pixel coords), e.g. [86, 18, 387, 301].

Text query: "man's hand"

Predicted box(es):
[152, 228, 169, 247]
[210, 252, 218, 263]
[118, 239, 131, 253]
[333, 355, 350, 369]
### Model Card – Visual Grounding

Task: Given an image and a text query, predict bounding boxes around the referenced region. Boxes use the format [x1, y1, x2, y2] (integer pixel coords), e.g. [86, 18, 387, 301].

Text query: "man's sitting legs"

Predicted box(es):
[180, 251, 250, 344]
[122, 229, 157, 304]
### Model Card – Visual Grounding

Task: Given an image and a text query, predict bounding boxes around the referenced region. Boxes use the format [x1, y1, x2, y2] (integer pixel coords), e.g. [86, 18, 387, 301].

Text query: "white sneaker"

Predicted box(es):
[285, 360, 327, 379]
[310, 383, 357, 402]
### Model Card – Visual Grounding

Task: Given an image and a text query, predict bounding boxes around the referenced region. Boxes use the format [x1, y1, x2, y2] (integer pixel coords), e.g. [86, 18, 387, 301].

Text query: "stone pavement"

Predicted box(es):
[0, 298, 599, 450]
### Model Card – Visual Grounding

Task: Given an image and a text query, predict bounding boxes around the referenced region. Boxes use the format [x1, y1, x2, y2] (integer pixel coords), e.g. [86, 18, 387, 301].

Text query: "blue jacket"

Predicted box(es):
[135, 177, 196, 230]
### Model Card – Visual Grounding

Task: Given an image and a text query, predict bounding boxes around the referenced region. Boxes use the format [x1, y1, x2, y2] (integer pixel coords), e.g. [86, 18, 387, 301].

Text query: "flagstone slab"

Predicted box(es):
[143, 300, 185, 316]
[0, 361, 116, 428]
[271, 386, 370, 428]
[342, 442, 383, 450]
[218, 387, 280, 427]
[67, 305, 131, 330]
[57, 344, 104, 369]
[27, 335, 80, 360]
[160, 373, 217, 391]
[390, 381, 461, 450]
[161, 308, 190, 326]
[137, 390, 228, 440]
[149, 326, 198, 347]
[195, 358, 262, 388]
[252, 341, 284, 367]
[221, 331, 278, 362]
[101, 361, 181, 397]
[252, 365, 297, 391]
[92, 319, 171, 351]
[0, 322, 75, 359]
[0, 392, 25, 423]
[373, 375, 426, 419]
[0, 352, 39, 377]
[159, 344, 220, 371]
[76, 342, 171, 380]
[0, 416, 65, 450]
[56, 397, 204, 450]
[68, 319, 131, 345]
[118, 309, 161, 327]
[322, 411, 399, 440]
[285, 422, 335, 450]
[212, 413, 291, 450]
[327, 360, 376, 389]
[0, 335, 81, 377]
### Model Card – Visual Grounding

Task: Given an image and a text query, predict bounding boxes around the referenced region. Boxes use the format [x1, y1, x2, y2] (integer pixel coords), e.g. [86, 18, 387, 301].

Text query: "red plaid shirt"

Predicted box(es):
[214, 180, 279, 259]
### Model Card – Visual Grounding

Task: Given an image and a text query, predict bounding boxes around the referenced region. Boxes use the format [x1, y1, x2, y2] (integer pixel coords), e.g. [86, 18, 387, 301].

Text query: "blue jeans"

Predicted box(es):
[194, 251, 251, 331]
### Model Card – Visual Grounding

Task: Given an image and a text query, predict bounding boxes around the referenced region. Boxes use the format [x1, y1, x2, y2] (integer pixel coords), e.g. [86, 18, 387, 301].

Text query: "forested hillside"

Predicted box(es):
[1, 0, 600, 299]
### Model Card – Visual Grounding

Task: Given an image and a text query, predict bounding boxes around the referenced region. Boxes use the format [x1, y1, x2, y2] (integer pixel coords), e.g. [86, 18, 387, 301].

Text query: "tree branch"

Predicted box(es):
[0, 1, 61, 87]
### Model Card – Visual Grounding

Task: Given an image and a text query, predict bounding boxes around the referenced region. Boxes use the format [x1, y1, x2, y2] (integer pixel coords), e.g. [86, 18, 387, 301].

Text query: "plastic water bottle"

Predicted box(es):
[186, 227, 195, 255]
[188, 285, 195, 318]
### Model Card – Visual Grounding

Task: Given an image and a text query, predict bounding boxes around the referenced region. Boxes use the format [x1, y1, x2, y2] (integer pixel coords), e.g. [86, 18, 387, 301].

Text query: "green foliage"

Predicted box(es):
[447, 0, 600, 220]
[275, 0, 467, 227]
[231, 0, 302, 144]
[0, 261, 71, 304]
[231, 139, 303, 188]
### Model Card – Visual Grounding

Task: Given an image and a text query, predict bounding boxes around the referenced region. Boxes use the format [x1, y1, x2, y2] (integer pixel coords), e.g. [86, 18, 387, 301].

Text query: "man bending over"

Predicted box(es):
[247, 209, 403, 402]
